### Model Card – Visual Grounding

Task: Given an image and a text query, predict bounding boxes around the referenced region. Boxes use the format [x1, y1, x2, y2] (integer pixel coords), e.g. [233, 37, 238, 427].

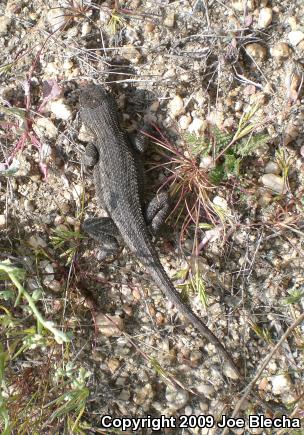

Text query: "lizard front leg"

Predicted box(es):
[128, 124, 153, 154]
[82, 217, 120, 260]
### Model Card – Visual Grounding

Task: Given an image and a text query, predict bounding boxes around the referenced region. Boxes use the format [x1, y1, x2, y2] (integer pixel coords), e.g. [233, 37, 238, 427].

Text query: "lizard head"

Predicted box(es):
[79, 84, 109, 109]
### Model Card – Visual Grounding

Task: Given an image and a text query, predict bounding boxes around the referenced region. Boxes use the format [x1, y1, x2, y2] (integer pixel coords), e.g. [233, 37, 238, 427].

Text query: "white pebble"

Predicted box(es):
[179, 114, 192, 130]
[258, 7, 273, 28]
[47, 9, 67, 32]
[81, 22, 91, 37]
[232, 0, 255, 11]
[34, 117, 58, 139]
[49, 99, 72, 120]
[213, 195, 228, 211]
[271, 374, 292, 395]
[168, 95, 184, 117]
[196, 383, 215, 398]
[223, 363, 240, 380]
[261, 174, 287, 194]
[200, 155, 214, 170]
[0, 215, 6, 227]
[287, 16, 298, 31]
[164, 12, 175, 28]
[288, 30, 304, 46]
[165, 386, 189, 410]
[188, 118, 207, 135]
[0, 16, 11, 35]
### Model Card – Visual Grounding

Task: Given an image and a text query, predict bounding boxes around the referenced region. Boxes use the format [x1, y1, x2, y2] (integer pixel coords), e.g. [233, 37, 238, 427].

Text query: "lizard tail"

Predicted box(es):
[145, 261, 241, 379]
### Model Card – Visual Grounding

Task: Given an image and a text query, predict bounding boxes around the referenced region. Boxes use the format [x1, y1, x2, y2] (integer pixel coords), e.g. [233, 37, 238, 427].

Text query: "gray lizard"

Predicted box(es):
[79, 84, 240, 378]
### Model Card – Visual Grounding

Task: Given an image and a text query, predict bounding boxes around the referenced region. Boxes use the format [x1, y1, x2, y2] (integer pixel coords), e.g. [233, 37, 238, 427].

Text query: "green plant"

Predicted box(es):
[249, 322, 272, 344]
[176, 265, 208, 308]
[0, 259, 94, 432]
[147, 104, 269, 250]
[282, 288, 304, 305]
[106, 9, 127, 34]
[0, 260, 70, 344]
[48, 364, 91, 431]
[51, 228, 85, 266]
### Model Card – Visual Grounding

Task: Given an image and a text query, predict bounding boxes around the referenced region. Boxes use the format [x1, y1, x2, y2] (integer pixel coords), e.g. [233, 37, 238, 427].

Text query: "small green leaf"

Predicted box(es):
[209, 164, 225, 184]
[282, 289, 304, 305]
[224, 153, 241, 175]
[198, 223, 214, 230]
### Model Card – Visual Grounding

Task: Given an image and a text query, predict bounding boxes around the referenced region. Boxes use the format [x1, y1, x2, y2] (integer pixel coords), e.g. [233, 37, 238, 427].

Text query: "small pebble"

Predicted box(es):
[164, 12, 175, 28]
[288, 30, 304, 46]
[145, 22, 156, 32]
[258, 7, 273, 28]
[283, 123, 300, 145]
[81, 22, 91, 37]
[200, 155, 214, 170]
[179, 114, 192, 130]
[258, 377, 270, 391]
[245, 43, 267, 61]
[232, 0, 255, 12]
[0, 16, 11, 35]
[0, 215, 6, 227]
[261, 174, 287, 194]
[223, 363, 240, 380]
[168, 95, 184, 117]
[258, 191, 272, 207]
[134, 383, 154, 405]
[264, 161, 280, 175]
[49, 99, 72, 120]
[287, 16, 298, 31]
[188, 118, 207, 135]
[47, 8, 67, 32]
[96, 314, 124, 337]
[213, 195, 228, 211]
[107, 358, 120, 373]
[189, 350, 203, 364]
[270, 42, 291, 59]
[28, 235, 47, 249]
[122, 44, 142, 64]
[271, 374, 292, 395]
[165, 386, 189, 410]
[196, 383, 215, 398]
[34, 117, 58, 139]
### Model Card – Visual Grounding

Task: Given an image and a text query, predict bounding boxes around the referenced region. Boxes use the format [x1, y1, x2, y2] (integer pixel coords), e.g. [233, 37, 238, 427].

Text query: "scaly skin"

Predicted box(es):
[79, 84, 240, 378]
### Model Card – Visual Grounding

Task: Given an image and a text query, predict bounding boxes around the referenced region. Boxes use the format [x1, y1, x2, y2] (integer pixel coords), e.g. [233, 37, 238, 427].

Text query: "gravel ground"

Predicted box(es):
[0, 0, 304, 434]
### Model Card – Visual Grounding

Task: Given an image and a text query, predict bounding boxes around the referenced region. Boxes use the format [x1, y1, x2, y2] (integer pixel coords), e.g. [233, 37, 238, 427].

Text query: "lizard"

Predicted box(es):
[79, 84, 240, 378]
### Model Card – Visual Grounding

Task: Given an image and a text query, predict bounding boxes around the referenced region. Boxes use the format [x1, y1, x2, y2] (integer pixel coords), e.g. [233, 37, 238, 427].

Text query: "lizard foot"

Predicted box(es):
[82, 217, 120, 258]
[145, 191, 170, 235]
[82, 143, 99, 167]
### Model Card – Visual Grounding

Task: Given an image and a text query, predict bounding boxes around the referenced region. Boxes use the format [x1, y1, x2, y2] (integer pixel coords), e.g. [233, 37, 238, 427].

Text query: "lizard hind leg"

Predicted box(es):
[145, 191, 170, 235]
[82, 217, 120, 260]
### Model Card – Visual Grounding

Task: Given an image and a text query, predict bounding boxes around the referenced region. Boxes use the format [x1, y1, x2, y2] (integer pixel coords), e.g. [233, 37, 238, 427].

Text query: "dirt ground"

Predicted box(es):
[0, 0, 304, 434]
